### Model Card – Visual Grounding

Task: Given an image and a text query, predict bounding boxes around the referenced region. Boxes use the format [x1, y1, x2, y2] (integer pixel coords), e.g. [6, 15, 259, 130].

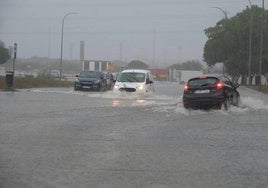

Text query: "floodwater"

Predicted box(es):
[0, 82, 268, 188]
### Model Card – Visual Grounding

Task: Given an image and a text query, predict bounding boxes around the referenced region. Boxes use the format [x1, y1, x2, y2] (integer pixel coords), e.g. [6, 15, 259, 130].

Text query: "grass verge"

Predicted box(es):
[248, 85, 268, 94]
[0, 76, 73, 90]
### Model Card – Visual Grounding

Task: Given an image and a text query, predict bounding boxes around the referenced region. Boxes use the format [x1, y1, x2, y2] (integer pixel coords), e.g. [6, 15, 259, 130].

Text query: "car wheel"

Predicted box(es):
[232, 93, 240, 106]
[217, 103, 222, 109]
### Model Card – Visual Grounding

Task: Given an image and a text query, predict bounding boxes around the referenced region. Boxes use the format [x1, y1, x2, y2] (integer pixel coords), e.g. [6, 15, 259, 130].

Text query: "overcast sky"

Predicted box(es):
[0, 0, 266, 66]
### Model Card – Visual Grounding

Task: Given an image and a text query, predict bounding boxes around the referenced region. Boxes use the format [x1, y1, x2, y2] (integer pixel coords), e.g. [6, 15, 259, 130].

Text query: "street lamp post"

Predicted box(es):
[213, 7, 228, 19]
[153, 29, 156, 66]
[248, 0, 253, 86]
[259, 0, 265, 90]
[60, 12, 77, 81]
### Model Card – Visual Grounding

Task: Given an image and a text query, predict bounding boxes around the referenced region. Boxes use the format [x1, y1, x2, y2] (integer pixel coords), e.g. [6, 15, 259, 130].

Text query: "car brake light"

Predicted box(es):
[184, 84, 189, 92]
[216, 81, 224, 90]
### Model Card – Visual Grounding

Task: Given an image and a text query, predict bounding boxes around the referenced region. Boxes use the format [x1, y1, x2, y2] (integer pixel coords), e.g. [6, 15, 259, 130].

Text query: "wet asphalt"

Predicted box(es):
[0, 83, 268, 188]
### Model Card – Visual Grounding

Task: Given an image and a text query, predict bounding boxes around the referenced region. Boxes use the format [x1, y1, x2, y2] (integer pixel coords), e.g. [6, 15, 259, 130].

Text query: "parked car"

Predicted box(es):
[182, 74, 240, 110]
[74, 71, 107, 91]
[113, 69, 154, 94]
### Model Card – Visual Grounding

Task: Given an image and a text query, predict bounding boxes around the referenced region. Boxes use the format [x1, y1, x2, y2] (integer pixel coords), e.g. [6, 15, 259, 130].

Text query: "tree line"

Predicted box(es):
[0, 41, 11, 65]
[203, 5, 268, 85]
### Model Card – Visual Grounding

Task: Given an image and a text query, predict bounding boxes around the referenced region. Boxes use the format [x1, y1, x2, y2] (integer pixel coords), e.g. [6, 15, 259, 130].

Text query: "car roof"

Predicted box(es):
[188, 74, 224, 81]
[82, 70, 101, 73]
[121, 69, 150, 74]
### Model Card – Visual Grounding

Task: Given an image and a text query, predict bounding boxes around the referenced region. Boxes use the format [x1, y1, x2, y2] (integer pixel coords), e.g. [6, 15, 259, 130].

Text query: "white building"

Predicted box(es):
[82, 60, 112, 72]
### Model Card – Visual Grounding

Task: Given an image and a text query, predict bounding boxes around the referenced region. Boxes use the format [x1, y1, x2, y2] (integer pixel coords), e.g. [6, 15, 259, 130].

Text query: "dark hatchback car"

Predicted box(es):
[74, 71, 107, 91]
[183, 75, 240, 110]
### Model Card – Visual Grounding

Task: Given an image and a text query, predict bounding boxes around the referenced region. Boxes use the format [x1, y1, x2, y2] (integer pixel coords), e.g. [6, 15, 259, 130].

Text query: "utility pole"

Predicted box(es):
[70, 43, 74, 60]
[120, 42, 122, 62]
[248, 0, 253, 86]
[178, 46, 182, 64]
[259, 0, 264, 90]
[48, 27, 51, 69]
[153, 29, 156, 66]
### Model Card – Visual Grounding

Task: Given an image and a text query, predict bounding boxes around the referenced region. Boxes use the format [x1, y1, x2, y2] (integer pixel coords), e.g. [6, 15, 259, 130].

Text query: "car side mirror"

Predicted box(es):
[146, 79, 153, 84]
[234, 83, 239, 89]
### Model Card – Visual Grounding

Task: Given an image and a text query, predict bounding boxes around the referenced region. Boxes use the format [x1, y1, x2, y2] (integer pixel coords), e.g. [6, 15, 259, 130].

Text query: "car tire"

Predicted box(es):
[232, 93, 240, 106]
[217, 103, 222, 110]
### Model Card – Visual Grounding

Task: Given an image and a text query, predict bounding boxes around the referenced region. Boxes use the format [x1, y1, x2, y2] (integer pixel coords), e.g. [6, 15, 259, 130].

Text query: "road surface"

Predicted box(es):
[0, 82, 268, 188]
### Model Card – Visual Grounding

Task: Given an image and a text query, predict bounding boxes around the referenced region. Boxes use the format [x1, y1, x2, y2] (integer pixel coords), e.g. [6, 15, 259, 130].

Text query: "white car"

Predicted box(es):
[113, 69, 154, 94]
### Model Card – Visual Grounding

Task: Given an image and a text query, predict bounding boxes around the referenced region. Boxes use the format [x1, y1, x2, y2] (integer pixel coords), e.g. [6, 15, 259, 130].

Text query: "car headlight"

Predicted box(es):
[136, 85, 144, 90]
[114, 84, 120, 89]
[94, 80, 100, 84]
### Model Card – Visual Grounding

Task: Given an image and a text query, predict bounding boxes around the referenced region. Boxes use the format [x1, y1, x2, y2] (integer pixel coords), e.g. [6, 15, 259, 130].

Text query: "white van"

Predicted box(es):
[113, 69, 154, 94]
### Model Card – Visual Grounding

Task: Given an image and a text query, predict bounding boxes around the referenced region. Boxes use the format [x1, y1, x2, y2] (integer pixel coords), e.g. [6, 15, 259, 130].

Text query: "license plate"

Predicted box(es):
[82, 86, 90, 89]
[195, 89, 210, 94]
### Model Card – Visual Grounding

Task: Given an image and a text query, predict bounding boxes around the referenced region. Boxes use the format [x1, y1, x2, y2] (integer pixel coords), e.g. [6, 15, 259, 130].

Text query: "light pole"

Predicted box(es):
[178, 46, 182, 64]
[213, 7, 228, 19]
[248, 0, 253, 86]
[259, 0, 264, 90]
[60, 12, 77, 80]
[153, 29, 156, 66]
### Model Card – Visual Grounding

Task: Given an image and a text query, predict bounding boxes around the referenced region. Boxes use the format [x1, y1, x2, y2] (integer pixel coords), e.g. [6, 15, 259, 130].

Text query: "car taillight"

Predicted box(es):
[216, 81, 224, 90]
[184, 84, 189, 92]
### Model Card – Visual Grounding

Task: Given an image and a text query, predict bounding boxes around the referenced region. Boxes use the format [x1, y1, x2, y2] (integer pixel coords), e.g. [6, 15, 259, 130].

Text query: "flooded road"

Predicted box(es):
[0, 82, 268, 188]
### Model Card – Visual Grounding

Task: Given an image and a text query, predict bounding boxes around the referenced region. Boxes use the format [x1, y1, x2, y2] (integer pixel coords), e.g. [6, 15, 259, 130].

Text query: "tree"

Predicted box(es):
[203, 5, 268, 84]
[0, 41, 11, 64]
[127, 60, 148, 69]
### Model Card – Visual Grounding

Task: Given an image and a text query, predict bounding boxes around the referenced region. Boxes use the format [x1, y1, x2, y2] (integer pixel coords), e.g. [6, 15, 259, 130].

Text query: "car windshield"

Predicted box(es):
[117, 72, 145, 83]
[79, 71, 100, 78]
[188, 78, 218, 86]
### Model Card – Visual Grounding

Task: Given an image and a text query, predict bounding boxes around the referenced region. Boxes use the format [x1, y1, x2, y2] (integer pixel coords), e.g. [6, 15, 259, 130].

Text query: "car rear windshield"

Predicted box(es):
[80, 71, 100, 78]
[117, 72, 145, 83]
[188, 77, 218, 86]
